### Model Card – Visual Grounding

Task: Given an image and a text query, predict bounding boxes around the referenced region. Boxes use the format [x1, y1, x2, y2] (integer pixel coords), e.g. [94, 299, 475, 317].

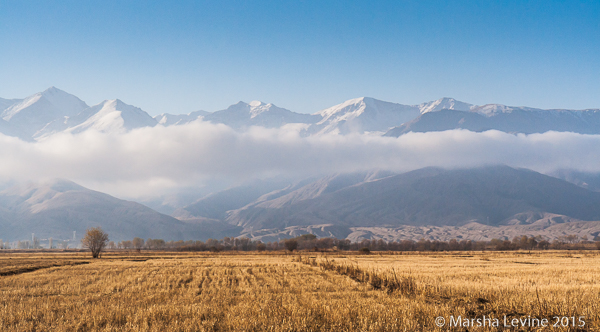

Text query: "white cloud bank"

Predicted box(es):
[1, 120, 599, 197]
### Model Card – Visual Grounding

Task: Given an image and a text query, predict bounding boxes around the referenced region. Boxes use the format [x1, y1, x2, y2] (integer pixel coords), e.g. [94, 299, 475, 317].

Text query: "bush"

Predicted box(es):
[359, 247, 370, 254]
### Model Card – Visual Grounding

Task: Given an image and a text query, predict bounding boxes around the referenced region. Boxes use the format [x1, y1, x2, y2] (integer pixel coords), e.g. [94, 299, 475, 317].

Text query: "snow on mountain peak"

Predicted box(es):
[248, 101, 274, 118]
[6, 87, 600, 141]
[0, 86, 88, 141]
[65, 100, 126, 133]
[315, 97, 366, 121]
[2, 86, 87, 121]
[64, 99, 157, 135]
[105, 99, 131, 110]
[309, 97, 425, 135]
[154, 110, 208, 126]
[472, 104, 515, 116]
[42, 86, 61, 95]
[248, 100, 264, 107]
[40, 86, 87, 109]
[418, 97, 475, 114]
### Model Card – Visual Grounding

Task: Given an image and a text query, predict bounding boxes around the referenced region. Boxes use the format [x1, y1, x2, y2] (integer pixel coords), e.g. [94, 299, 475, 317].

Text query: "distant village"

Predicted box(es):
[0, 231, 78, 249]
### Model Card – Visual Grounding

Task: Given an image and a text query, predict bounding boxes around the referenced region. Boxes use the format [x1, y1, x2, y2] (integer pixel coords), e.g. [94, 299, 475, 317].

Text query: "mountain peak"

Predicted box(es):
[42, 86, 59, 93]
[345, 97, 367, 105]
[1, 87, 88, 135]
[60, 98, 157, 135]
[0, 178, 86, 198]
[40, 86, 76, 98]
[108, 99, 124, 107]
[45, 178, 87, 192]
[310, 97, 423, 135]
[248, 100, 266, 107]
[314, 97, 366, 117]
[419, 97, 474, 114]
[248, 101, 275, 118]
[98, 99, 136, 110]
[472, 103, 514, 116]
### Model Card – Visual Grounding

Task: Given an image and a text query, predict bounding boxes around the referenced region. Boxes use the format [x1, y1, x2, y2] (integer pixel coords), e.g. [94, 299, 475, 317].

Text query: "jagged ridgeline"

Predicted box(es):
[3, 87, 600, 141]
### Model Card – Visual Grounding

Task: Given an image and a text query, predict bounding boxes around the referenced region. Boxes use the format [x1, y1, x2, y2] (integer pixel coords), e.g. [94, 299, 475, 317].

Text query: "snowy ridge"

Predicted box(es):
[0, 97, 22, 113]
[202, 101, 318, 129]
[0, 87, 88, 140]
[1, 87, 88, 121]
[66, 99, 157, 134]
[1, 94, 44, 121]
[418, 97, 475, 114]
[315, 97, 368, 123]
[309, 97, 472, 135]
[1, 87, 600, 140]
[155, 110, 209, 126]
[248, 101, 274, 118]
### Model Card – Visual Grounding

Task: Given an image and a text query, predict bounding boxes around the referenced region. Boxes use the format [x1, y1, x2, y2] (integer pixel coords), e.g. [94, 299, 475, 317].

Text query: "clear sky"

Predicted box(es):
[1, 0, 599, 115]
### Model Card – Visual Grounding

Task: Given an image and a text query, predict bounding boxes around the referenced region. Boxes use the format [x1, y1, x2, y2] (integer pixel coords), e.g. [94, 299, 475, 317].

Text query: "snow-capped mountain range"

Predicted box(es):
[0, 87, 157, 141]
[2, 87, 600, 141]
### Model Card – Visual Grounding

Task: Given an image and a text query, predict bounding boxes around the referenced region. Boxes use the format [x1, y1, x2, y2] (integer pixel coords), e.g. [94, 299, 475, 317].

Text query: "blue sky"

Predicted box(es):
[1, 0, 599, 115]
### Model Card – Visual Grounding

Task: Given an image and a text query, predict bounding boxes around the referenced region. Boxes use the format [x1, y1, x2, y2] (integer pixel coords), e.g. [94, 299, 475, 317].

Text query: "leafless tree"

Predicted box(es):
[132, 237, 144, 252]
[146, 238, 165, 250]
[81, 227, 109, 258]
[120, 240, 133, 249]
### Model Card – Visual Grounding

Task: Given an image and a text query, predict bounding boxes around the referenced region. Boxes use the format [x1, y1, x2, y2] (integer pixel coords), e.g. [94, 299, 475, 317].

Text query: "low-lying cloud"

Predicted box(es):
[1, 120, 600, 198]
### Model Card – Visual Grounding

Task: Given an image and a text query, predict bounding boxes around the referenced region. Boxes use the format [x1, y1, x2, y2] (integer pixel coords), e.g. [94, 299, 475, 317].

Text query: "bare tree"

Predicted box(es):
[146, 238, 165, 250]
[81, 227, 109, 258]
[132, 237, 144, 252]
[120, 240, 133, 249]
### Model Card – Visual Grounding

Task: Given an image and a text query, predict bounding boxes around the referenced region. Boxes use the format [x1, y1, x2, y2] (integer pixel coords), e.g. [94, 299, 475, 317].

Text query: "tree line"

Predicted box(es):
[109, 234, 600, 252]
[77, 227, 600, 259]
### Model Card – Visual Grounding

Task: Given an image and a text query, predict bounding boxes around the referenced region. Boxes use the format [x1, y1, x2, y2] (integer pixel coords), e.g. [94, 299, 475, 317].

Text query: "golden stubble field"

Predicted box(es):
[0, 250, 598, 331]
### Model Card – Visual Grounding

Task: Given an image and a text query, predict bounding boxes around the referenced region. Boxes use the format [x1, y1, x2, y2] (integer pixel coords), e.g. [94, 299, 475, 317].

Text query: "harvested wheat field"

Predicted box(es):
[0, 251, 598, 331]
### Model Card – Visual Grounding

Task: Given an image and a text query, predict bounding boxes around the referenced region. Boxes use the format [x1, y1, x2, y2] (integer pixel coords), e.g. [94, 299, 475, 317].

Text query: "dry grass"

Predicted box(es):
[0, 252, 90, 276]
[0, 250, 598, 331]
